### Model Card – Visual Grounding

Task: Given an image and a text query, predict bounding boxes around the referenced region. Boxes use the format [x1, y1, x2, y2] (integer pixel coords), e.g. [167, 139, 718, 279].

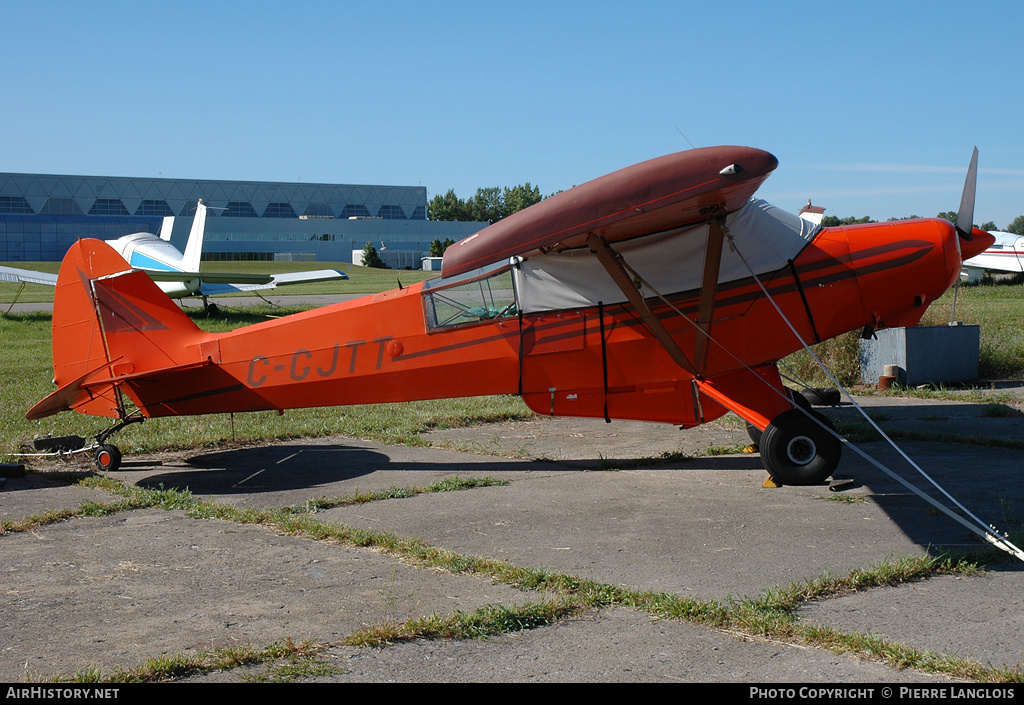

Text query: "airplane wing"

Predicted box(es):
[2, 259, 347, 299]
[441, 146, 779, 278]
[439, 145, 801, 383]
[0, 265, 58, 286]
[173, 269, 350, 296]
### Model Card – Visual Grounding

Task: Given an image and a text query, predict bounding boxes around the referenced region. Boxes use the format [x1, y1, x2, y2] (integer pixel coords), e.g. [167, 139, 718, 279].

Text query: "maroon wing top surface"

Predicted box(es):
[441, 146, 779, 278]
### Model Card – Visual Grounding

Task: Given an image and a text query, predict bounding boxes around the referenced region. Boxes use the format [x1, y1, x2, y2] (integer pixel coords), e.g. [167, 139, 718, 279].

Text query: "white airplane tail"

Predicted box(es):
[180, 201, 207, 272]
[158, 215, 175, 242]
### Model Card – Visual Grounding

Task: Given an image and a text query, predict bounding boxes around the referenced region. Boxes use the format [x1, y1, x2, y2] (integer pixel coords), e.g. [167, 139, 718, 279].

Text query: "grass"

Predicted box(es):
[923, 281, 1024, 379]
[20, 476, 1022, 683]
[284, 475, 509, 514]
[696, 443, 749, 457]
[65, 638, 332, 684]
[345, 601, 582, 648]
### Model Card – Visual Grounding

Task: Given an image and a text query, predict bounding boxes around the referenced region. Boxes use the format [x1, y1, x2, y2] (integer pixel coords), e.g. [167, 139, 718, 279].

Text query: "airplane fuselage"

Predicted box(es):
[106, 232, 203, 296]
[74, 215, 972, 434]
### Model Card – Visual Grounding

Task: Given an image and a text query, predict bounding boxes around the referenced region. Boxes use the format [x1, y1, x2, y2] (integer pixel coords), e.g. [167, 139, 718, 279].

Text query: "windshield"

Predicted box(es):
[422, 262, 518, 330]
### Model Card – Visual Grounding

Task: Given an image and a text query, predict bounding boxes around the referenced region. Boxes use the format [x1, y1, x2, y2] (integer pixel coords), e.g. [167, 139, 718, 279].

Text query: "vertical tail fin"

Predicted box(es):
[180, 200, 207, 272]
[28, 238, 206, 419]
[158, 215, 175, 242]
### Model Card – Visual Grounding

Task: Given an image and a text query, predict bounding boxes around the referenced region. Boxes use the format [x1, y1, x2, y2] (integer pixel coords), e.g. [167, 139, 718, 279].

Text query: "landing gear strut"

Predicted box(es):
[90, 414, 145, 472]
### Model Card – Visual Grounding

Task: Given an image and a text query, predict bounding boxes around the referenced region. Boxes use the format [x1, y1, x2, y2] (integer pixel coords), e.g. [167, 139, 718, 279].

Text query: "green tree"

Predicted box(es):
[361, 242, 386, 269]
[937, 212, 998, 231]
[1006, 215, 1024, 235]
[821, 215, 875, 227]
[468, 187, 504, 223]
[429, 183, 546, 224]
[501, 183, 542, 219]
[427, 189, 472, 221]
[429, 238, 444, 257]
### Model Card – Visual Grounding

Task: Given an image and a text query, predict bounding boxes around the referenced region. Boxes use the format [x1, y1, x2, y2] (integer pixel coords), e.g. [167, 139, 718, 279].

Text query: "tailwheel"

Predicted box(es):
[94, 444, 122, 472]
[760, 409, 841, 486]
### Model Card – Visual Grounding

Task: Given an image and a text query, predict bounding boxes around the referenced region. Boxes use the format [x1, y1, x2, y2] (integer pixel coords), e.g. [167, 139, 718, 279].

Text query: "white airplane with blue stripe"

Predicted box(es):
[0, 201, 347, 302]
[961, 231, 1024, 283]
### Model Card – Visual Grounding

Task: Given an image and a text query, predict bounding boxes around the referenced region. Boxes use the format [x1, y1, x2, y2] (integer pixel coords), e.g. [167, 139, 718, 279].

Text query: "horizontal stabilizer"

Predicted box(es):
[28, 366, 121, 420]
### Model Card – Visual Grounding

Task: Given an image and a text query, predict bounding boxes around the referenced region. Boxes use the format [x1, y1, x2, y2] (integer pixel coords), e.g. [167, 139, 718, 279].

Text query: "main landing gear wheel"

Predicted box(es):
[759, 409, 841, 486]
[94, 444, 122, 472]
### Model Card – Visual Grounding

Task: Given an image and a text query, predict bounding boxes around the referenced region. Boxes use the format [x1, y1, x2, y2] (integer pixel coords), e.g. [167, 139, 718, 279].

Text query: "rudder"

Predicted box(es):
[29, 238, 205, 419]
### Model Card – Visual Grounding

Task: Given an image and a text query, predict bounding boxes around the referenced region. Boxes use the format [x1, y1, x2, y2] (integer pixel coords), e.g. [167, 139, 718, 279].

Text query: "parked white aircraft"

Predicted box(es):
[961, 231, 1024, 282]
[0, 201, 347, 301]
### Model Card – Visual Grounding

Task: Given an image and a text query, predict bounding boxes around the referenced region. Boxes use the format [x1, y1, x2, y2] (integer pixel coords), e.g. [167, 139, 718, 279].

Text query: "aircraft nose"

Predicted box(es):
[959, 228, 996, 262]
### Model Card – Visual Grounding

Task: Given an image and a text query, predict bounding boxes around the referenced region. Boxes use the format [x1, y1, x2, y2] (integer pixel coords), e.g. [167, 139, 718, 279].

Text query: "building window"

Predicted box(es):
[202, 251, 274, 262]
[223, 202, 259, 218]
[377, 205, 406, 220]
[0, 196, 35, 214]
[39, 198, 83, 215]
[136, 200, 175, 216]
[302, 202, 333, 218]
[263, 202, 297, 218]
[340, 204, 371, 219]
[88, 199, 130, 216]
[410, 205, 426, 220]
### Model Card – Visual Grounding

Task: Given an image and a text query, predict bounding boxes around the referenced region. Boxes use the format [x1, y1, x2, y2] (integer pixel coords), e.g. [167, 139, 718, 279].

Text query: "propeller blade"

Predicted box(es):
[956, 147, 978, 242]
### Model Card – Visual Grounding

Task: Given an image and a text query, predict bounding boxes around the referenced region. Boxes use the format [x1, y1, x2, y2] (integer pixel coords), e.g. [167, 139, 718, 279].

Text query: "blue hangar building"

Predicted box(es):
[0, 172, 485, 269]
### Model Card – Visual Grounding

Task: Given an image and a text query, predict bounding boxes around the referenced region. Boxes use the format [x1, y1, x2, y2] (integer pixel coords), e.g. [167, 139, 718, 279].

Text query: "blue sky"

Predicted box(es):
[3, 1, 1022, 228]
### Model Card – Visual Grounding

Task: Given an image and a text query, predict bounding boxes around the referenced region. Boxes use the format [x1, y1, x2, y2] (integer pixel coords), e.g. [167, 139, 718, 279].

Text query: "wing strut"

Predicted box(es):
[586, 233, 697, 375]
[692, 217, 727, 375]
[4, 281, 26, 315]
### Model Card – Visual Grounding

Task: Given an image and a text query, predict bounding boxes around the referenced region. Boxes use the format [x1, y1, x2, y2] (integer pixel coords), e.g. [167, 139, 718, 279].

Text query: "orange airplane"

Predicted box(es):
[26, 146, 993, 484]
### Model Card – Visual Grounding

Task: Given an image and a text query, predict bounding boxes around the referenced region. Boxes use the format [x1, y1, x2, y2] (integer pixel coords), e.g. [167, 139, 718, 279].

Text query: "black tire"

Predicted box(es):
[95, 444, 122, 472]
[32, 434, 86, 452]
[760, 409, 841, 486]
[801, 387, 841, 407]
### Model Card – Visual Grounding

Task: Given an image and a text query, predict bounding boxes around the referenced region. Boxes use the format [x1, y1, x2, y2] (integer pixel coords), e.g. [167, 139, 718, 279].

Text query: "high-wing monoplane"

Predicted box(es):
[961, 230, 1024, 282]
[26, 147, 993, 489]
[1, 201, 348, 306]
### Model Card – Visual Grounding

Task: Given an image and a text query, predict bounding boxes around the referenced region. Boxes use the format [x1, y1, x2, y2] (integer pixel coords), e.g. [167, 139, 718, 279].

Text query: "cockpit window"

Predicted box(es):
[422, 265, 518, 330]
